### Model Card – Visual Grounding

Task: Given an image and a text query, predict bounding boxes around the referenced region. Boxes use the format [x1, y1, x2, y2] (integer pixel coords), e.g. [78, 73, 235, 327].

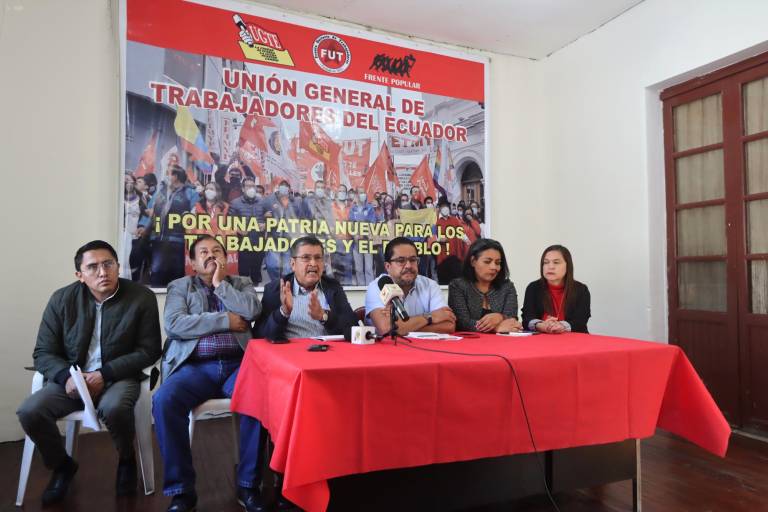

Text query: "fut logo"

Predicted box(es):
[233, 14, 294, 66]
[369, 53, 416, 77]
[312, 34, 351, 74]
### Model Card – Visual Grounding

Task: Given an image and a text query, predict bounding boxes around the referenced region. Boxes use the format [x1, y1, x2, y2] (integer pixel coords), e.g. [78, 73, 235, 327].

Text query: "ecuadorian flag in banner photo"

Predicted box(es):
[174, 106, 214, 173]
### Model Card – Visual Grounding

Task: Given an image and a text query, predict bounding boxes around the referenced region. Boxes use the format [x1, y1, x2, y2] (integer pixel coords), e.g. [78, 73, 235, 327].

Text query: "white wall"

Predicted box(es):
[2, 0, 767, 442]
[529, 0, 768, 340]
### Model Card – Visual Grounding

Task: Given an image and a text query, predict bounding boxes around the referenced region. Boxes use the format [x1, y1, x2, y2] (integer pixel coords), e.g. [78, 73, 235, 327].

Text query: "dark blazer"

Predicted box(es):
[256, 273, 357, 340]
[448, 278, 518, 331]
[34, 278, 162, 385]
[521, 279, 591, 333]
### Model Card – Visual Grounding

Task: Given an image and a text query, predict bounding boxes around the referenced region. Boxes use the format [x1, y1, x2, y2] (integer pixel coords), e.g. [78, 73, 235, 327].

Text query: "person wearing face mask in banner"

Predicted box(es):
[224, 162, 246, 202]
[522, 244, 591, 334]
[122, 174, 142, 280]
[407, 186, 424, 210]
[432, 197, 470, 284]
[302, 180, 336, 279]
[331, 185, 355, 285]
[262, 180, 302, 281]
[349, 186, 381, 286]
[130, 176, 154, 283]
[139, 166, 201, 287]
[463, 209, 482, 243]
[365, 237, 456, 336]
[194, 182, 229, 234]
[470, 200, 484, 223]
[230, 178, 266, 285]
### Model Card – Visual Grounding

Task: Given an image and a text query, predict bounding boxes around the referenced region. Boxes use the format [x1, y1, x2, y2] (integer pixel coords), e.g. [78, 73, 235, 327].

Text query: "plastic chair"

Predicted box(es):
[16, 365, 157, 506]
[188, 398, 240, 464]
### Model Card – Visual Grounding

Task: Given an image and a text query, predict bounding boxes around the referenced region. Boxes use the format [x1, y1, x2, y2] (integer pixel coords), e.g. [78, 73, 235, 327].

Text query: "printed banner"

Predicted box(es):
[121, 0, 488, 288]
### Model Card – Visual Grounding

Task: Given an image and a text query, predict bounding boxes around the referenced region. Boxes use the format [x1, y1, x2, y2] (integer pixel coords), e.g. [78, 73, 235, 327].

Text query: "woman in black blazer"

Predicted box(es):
[448, 238, 522, 332]
[521, 245, 590, 333]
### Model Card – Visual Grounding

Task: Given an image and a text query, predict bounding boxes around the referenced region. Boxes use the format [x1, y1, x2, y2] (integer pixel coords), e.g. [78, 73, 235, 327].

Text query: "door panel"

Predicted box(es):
[677, 318, 738, 423]
[665, 51, 768, 436]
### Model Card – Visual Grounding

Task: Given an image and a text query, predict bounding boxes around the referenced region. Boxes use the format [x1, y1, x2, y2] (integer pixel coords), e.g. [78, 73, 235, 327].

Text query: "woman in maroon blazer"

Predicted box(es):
[521, 245, 591, 333]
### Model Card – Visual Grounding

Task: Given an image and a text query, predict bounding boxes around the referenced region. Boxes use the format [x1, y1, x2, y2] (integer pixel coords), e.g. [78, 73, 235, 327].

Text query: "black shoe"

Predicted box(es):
[116, 455, 138, 496]
[41, 457, 78, 507]
[237, 486, 267, 512]
[167, 492, 197, 512]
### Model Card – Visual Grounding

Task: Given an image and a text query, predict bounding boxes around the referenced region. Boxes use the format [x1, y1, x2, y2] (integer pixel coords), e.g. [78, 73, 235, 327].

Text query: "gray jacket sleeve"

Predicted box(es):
[214, 279, 261, 320]
[501, 282, 519, 320]
[164, 277, 261, 339]
[448, 279, 477, 332]
[164, 279, 230, 339]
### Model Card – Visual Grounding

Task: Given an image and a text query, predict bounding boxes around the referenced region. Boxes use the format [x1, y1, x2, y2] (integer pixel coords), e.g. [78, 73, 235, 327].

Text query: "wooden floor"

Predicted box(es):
[1, 418, 766, 512]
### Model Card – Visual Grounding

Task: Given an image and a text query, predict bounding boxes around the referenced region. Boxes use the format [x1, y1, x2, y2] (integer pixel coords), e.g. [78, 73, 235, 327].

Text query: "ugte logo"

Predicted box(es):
[312, 34, 351, 74]
[232, 14, 294, 66]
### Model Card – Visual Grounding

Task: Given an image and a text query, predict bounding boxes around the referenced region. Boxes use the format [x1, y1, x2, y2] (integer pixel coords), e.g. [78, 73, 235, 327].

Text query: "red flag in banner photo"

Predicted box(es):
[134, 131, 157, 177]
[299, 121, 342, 189]
[290, 137, 323, 191]
[363, 142, 395, 197]
[263, 118, 301, 189]
[341, 139, 371, 188]
[238, 140, 265, 186]
[237, 114, 277, 186]
[410, 154, 436, 199]
[239, 114, 274, 151]
[299, 121, 340, 164]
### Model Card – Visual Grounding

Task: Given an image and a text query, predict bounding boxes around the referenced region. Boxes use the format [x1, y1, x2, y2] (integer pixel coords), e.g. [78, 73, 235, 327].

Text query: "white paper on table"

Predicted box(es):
[311, 335, 345, 341]
[496, 331, 535, 337]
[406, 332, 463, 341]
[69, 366, 101, 431]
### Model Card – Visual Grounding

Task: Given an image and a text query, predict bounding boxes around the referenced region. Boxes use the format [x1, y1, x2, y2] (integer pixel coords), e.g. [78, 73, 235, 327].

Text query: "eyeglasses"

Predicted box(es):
[81, 260, 117, 275]
[293, 255, 324, 264]
[389, 256, 419, 266]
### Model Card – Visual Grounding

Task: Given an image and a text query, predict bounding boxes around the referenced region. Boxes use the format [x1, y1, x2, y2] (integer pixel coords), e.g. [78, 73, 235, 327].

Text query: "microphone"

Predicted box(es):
[377, 275, 409, 321]
[343, 324, 378, 343]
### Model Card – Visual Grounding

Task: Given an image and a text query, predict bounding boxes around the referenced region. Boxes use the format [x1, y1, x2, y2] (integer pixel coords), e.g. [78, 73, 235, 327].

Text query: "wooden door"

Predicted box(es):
[663, 52, 768, 435]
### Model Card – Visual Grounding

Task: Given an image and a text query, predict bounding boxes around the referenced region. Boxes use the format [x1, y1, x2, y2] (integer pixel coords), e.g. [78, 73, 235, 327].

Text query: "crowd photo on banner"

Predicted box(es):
[122, 7, 487, 289]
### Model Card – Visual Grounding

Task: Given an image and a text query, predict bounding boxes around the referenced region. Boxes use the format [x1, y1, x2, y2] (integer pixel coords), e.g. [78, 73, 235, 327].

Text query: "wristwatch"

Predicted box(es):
[425, 313, 433, 326]
[321, 310, 329, 324]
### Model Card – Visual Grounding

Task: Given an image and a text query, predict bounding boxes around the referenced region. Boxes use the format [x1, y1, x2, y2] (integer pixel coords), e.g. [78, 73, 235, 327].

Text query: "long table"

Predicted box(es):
[231, 333, 731, 512]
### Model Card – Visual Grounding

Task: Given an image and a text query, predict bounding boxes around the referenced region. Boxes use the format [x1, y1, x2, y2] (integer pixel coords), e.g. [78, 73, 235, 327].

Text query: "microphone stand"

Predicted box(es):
[388, 303, 399, 345]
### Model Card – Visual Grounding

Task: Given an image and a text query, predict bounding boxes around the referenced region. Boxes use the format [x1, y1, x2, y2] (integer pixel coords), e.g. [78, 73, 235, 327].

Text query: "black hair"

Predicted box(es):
[424, 196, 434, 204]
[75, 240, 118, 271]
[290, 235, 324, 257]
[462, 238, 509, 289]
[142, 173, 158, 189]
[170, 165, 187, 183]
[384, 237, 417, 262]
[189, 234, 226, 259]
[539, 244, 576, 315]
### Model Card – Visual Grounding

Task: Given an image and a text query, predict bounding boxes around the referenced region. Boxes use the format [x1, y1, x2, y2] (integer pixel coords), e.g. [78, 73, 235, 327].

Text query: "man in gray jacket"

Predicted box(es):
[152, 235, 263, 512]
[17, 240, 162, 506]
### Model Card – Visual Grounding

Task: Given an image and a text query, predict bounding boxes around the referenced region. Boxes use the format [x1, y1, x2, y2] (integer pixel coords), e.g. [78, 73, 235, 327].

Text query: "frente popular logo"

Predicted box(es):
[233, 14, 295, 66]
[312, 34, 351, 74]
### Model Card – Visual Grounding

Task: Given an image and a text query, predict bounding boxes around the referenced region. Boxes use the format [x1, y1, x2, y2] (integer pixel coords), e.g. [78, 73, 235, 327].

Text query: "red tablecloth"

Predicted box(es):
[231, 333, 730, 512]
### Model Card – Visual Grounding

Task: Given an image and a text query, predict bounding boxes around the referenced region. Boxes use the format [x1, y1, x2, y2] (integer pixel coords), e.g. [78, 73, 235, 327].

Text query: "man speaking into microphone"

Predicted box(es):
[365, 237, 456, 335]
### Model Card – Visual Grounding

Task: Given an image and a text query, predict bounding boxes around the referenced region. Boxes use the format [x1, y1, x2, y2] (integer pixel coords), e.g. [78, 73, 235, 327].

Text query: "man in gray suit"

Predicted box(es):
[152, 235, 264, 512]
